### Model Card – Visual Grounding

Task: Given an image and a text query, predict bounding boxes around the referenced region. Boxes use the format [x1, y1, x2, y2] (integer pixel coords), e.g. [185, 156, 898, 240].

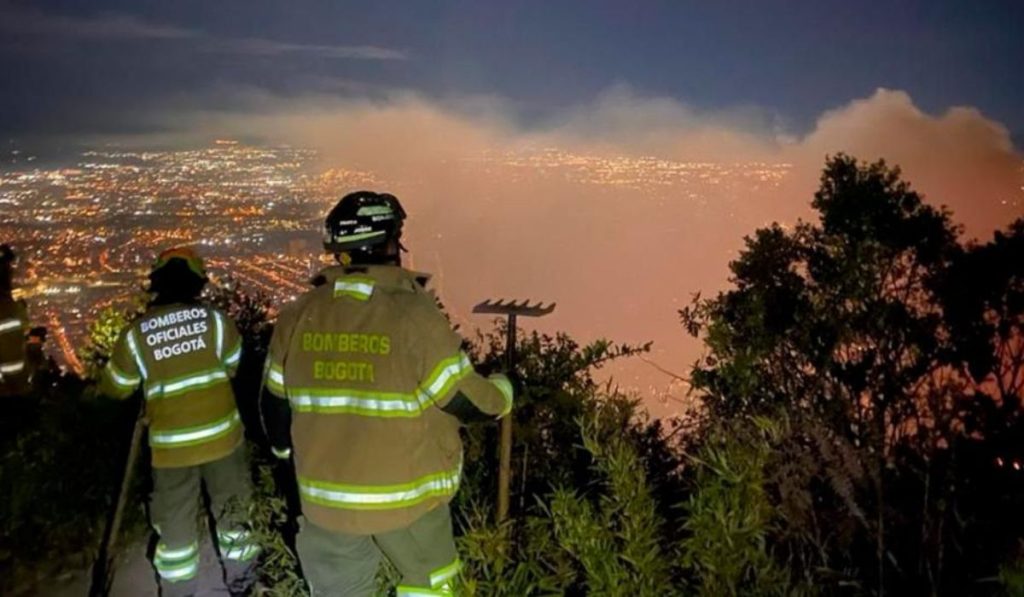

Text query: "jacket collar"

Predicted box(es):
[313, 265, 431, 296]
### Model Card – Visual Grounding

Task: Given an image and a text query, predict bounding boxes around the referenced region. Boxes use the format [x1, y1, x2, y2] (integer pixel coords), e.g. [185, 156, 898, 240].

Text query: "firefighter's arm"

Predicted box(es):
[98, 327, 143, 399]
[260, 305, 294, 458]
[216, 310, 243, 377]
[440, 371, 514, 422]
[417, 301, 513, 422]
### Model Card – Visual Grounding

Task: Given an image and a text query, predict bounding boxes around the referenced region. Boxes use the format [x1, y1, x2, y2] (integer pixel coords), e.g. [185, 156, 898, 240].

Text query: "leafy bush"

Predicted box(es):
[679, 416, 801, 596]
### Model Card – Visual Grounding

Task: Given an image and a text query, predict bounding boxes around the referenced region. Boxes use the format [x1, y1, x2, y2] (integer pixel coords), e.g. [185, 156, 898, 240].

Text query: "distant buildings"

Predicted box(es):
[0, 142, 796, 372]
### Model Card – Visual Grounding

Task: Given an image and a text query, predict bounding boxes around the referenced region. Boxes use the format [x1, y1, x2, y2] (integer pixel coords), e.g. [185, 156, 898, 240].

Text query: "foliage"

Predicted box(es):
[548, 407, 673, 596]
[11, 154, 1024, 596]
[458, 506, 575, 596]
[0, 376, 145, 595]
[997, 542, 1024, 596]
[681, 154, 1024, 594]
[78, 295, 146, 380]
[247, 454, 308, 597]
[680, 416, 801, 596]
[459, 325, 677, 519]
[459, 400, 678, 596]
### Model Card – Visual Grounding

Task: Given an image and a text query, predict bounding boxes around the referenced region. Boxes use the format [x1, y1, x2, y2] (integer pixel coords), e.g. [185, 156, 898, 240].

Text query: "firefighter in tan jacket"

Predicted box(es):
[100, 247, 258, 597]
[261, 191, 513, 596]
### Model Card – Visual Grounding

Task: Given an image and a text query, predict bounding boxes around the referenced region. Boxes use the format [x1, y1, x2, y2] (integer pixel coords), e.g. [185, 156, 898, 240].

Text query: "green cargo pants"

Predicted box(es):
[150, 445, 259, 597]
[296, 504, 461, 597]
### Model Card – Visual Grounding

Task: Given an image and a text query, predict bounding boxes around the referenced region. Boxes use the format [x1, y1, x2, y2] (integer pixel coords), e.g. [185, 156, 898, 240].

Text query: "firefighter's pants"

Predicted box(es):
[296, 504, 461, 597]
[150, 445, 259, 597]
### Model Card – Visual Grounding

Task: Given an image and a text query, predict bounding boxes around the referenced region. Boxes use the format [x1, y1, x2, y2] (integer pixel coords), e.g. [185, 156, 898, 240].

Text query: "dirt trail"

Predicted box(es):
[46, 538, 230, 597]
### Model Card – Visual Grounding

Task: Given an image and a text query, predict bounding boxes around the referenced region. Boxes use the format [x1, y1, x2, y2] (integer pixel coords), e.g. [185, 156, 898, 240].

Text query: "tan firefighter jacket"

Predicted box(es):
[100, 302, 244, 468]
[265, 265, 513, 535]
[0, 297, 30, 397]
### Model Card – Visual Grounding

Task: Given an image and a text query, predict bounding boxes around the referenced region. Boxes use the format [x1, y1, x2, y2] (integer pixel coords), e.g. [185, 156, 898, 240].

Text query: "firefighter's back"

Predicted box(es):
[118, 302, 243, 468]
[280, 266, 464, 535]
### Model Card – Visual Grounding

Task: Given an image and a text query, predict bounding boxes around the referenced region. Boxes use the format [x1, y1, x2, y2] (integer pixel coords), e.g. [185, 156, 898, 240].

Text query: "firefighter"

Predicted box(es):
[99, 247, 258, 597]
[261, 191, 514, 596]
[0, 244, 31, 398]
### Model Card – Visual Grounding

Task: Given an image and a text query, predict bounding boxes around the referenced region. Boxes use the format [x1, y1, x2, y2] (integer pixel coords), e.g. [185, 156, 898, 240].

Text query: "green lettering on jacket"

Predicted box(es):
[312, 360, 376, 382]
[301, 332, 391, 355]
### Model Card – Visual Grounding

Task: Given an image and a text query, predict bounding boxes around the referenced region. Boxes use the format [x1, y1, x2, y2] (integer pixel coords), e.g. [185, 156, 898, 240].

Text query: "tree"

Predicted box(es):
[680, 155, 1024, 594]
[78, 295, 146, 381]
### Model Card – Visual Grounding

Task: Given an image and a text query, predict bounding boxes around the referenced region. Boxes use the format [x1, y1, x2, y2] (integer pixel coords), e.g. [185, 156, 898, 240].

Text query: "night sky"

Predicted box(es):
[1, 0, 1021, 146]
[1, 0, 1022, 412]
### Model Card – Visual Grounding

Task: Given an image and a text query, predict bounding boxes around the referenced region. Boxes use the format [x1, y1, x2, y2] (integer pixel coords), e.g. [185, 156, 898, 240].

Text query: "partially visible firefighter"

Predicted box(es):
[0, 244, 31, 398]
[262, 191, 514, 596]
[25, 326, 54, 383]
[99, 247, 258, 597]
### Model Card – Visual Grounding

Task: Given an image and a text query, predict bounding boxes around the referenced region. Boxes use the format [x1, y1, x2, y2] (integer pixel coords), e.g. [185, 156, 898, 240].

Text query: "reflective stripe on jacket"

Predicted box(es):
[100, 302, 244, 468]
[266, 265, 511, 534]
[0, 298, 30, 397]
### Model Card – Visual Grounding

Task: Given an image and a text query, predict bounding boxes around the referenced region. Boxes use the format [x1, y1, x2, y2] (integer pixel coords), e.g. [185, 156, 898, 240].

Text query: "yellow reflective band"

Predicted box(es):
[333, 277, 375, 300]
[430, 558, 462, 588]
[151, 369, 229, 400]
[396, 586, 453, 596]
[106, 361, 140, 388]
[488, 374, 514, 417]
[156, 559, 199, 582]
[0, 360, 25, 374]
[225, 341, 242, 367]
[214, 311, 225, 359]
[222, 543, 261, 561]
[155, 541, 200, 581]
[298, 465, 461, 511]
[218, 529, 249, 544]
[156, 541, 199, 562]
[266, 361, 286, 396]
[150, 411, 240, 448]
[286, 352, 472, 418]
[290, 387, 428, 417]
[125, 329, 149, 380]
[422, 353, 472, 401]
[0, 318, 21, 333]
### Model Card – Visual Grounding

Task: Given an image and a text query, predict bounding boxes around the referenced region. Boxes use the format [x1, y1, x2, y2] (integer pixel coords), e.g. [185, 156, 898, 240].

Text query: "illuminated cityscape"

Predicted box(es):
[0, 139, 817, 374]
[0, 140, 380, 372]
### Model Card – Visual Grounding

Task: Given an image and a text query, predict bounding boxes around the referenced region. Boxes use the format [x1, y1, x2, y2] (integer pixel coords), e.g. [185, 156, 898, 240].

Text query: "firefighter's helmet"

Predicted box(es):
[323, 191, 406, 255]
[151, 246, 207, 281]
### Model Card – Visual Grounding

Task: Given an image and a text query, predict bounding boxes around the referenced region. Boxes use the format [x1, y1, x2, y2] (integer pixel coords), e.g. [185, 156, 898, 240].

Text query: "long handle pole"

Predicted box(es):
[90, 400, 146, 597]
[496, 314, 516, 523]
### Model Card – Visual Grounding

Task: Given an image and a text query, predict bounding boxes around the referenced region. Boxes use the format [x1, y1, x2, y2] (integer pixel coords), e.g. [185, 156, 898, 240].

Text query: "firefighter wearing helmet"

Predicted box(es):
[99, 247, 258, 596]
[261, 191, 514, 596]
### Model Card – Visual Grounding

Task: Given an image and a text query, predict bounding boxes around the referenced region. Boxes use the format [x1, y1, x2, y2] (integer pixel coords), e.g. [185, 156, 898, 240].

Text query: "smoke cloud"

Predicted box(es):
[155, 87, 1023, 415]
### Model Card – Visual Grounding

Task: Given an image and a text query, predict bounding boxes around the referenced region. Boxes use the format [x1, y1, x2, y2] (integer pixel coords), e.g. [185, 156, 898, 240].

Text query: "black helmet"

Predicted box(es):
[323, 191, 406, 254]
